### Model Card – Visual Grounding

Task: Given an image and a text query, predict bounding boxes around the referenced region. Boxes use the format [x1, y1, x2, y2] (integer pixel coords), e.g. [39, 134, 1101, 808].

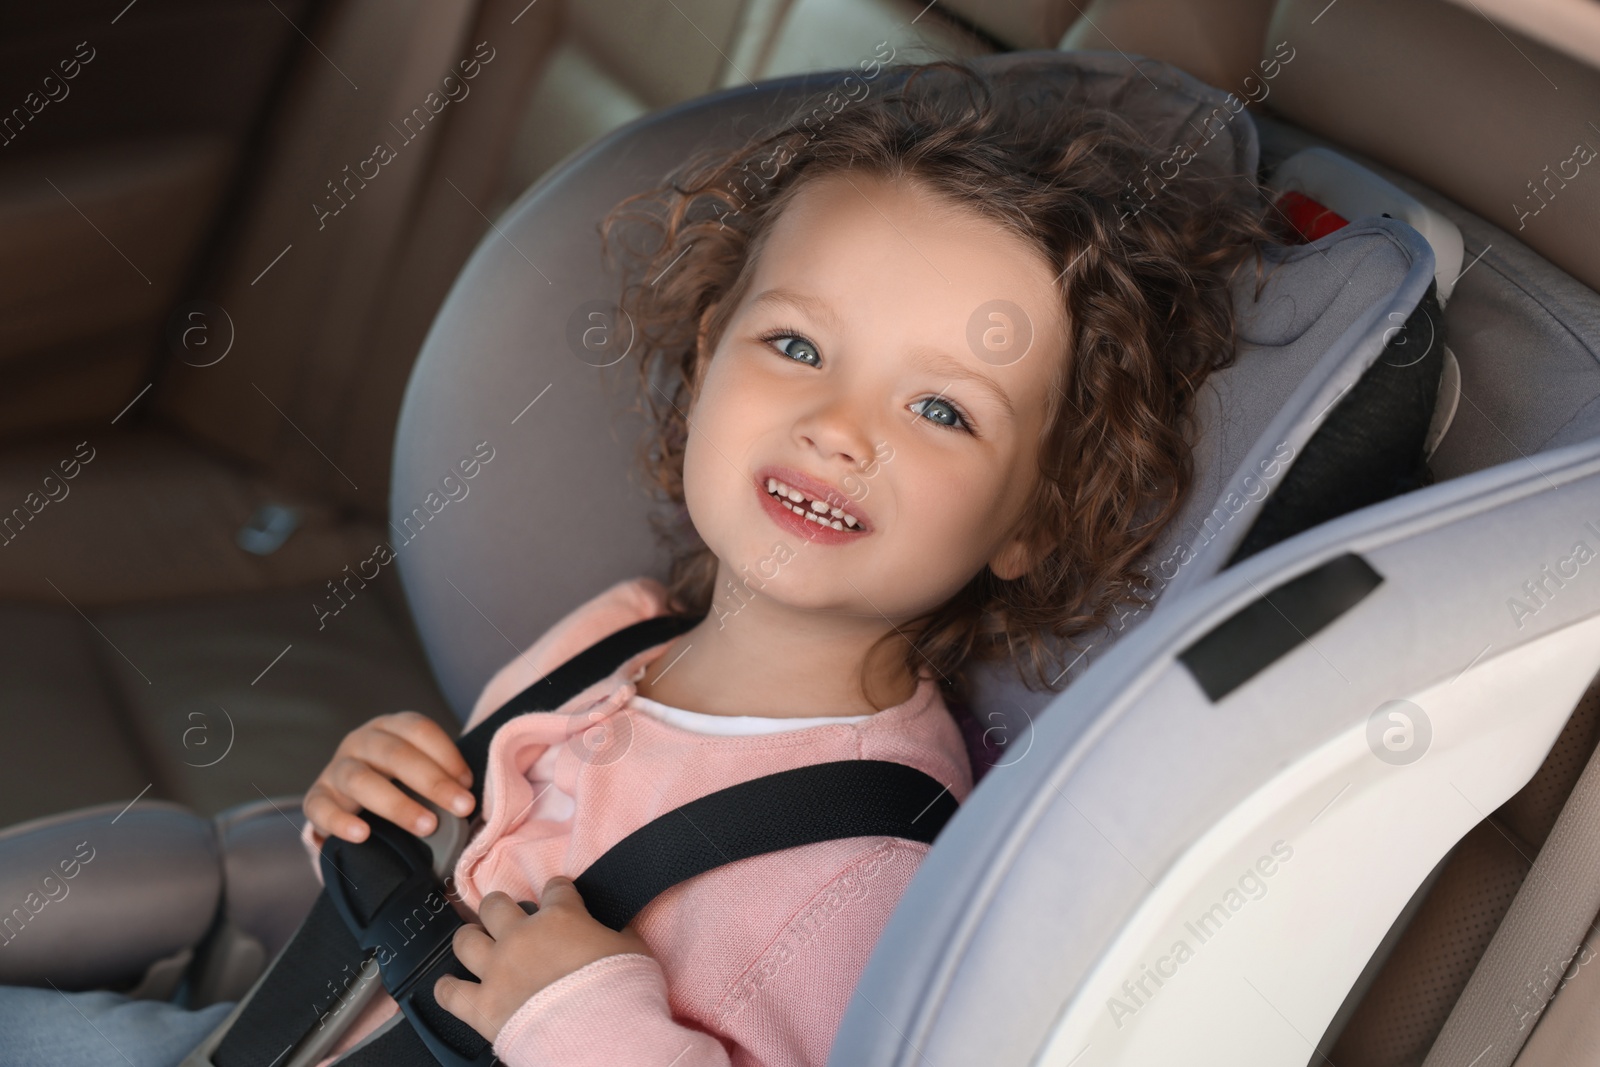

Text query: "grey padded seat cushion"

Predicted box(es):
[0, 796, 319, 993]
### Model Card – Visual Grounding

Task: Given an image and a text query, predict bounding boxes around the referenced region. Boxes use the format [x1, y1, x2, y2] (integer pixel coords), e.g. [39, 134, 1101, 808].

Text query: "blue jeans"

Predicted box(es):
[0, 985, 235, 1067]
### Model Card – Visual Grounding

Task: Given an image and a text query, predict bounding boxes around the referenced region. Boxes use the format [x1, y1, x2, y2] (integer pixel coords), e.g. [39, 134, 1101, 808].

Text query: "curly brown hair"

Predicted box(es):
[597, 57, 1276, 711]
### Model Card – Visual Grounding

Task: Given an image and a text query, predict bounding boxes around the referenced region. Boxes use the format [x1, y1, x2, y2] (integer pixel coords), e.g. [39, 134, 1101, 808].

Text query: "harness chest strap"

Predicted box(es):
[182, 612, 959, 1067]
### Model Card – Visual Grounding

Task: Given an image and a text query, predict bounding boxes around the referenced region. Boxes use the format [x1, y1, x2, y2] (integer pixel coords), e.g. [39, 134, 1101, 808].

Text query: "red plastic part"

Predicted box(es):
[1274, 190, 1350, 243]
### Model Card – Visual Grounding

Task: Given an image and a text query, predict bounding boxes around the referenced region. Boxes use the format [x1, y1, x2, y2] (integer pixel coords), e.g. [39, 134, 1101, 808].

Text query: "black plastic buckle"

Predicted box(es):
[321, 784, 493, 1066]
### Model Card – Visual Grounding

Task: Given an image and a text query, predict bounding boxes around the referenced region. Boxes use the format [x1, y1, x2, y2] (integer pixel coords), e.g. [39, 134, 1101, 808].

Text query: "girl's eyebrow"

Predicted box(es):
[751, 287, 1016, 421]
[750, 287, 840, 329]
[908, 347, 1016, 420]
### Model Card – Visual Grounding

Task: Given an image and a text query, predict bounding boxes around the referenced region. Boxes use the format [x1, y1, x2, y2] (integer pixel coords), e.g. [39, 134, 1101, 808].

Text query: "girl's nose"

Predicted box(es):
[794, 394, 878, 469]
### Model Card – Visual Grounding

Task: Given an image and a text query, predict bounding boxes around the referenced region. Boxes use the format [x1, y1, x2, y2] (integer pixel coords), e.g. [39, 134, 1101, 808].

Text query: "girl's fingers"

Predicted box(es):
[382, 712, 474, 789]
[477, 891, 531, 939]
[451, 921, 496, 974]
[361, 720, 477, 820]
[433, 975, 466, 1019]
[329, 755, 439, 836]
[303, 786, 370, 843]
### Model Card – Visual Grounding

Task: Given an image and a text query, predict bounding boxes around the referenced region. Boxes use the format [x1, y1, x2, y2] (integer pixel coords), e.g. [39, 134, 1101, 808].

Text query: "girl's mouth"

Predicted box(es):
[753, 470, 872, 544]
[764, 477, 863, 530]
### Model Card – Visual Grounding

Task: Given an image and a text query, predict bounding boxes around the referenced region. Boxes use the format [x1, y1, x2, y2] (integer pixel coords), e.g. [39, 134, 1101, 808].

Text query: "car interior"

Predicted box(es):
[2, 0, 1599, 1064]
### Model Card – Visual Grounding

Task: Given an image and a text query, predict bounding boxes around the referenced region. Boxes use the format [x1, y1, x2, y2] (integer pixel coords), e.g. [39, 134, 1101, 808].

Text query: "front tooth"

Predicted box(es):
[829, 506, 844, 518]
[810, 499, 829, 513]
[829, 520, 843, 530]
[787, 488, 804, 503]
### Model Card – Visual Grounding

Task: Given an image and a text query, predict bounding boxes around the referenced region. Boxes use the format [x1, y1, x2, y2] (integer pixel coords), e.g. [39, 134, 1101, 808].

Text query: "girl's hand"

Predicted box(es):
[302, 711, 475, 843]
[434, 879, 652, 1042]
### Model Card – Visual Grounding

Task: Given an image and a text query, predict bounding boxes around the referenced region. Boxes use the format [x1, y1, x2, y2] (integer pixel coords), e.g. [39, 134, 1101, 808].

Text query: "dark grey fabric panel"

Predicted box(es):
[1157, 219, 1432, 599]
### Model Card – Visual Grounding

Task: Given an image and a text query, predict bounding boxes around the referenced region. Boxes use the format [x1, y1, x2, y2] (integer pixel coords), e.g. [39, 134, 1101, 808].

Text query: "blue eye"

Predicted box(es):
[764, 332, 820, 367]
[910, 396, 972, 432]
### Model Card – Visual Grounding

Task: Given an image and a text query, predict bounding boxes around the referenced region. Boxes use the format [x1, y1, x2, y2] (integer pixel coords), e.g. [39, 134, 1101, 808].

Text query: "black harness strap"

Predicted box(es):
[208, 611, 959, 1067]
[213, 614, 694, 1067]
[575, 759, 956, 931]
[455, 612, 702, 792]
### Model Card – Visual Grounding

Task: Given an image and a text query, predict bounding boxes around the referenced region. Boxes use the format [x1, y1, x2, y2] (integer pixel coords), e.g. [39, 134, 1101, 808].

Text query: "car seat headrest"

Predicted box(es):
[391, 49, 1265, 719]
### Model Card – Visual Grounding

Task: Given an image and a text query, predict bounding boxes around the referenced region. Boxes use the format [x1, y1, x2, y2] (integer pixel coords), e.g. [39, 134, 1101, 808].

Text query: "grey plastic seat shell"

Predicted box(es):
[388, 46, 1536, 1066]
[838, 434, 1600, 1066]
[387, 45, 1536, 1062]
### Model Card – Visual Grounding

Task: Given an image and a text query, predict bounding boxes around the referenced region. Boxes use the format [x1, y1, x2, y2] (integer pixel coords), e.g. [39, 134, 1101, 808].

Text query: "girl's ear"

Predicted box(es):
[988, 538, 1034, 582]
[988, 516, 1056, 582]
[695, 302, 721, 361]
[686, 301, 721, 409]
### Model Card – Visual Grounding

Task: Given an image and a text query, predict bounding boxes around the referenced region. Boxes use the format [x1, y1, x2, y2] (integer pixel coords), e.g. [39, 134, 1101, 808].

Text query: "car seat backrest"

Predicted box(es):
[1057, 0, 1279, 95]
[939, 0, 1079, 52]
[390, 50, 1262, 719]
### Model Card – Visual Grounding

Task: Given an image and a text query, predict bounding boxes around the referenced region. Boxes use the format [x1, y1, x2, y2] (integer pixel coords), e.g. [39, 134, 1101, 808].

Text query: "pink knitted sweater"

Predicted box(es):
[300, 576, 974, 1066]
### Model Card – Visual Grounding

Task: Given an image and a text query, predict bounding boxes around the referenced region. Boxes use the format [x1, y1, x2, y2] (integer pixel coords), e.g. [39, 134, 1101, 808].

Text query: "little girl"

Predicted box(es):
[0, 57, 1271, 1067]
